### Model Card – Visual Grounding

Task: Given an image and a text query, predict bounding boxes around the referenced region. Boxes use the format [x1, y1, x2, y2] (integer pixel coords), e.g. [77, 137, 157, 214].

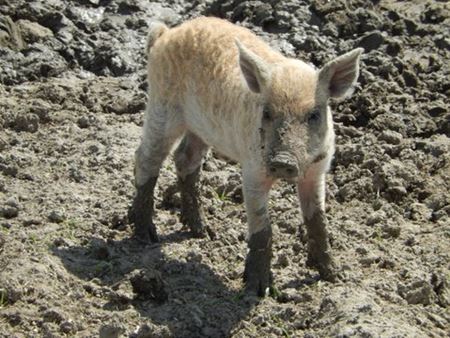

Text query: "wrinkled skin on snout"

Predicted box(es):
[260, 104, 329, 181]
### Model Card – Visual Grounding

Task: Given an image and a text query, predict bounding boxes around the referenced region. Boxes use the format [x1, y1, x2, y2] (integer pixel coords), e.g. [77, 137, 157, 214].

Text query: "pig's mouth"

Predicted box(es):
[266, 151, 300, 180]
[285, 176, 298, 184]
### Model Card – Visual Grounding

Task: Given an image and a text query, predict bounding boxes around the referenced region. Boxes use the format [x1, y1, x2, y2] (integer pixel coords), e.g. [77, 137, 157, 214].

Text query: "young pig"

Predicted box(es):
[132, 17, 363, 296]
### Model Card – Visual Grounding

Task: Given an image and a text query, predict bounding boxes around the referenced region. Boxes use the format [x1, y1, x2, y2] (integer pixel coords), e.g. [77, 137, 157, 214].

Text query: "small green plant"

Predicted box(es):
[214, 187, 230, 202]
[371, 227, 383, 242]
[66, 219, 77, 228]
[66, 228, 77, 241]
[269, 285, 282, 299]
[271, 314, 292, 338]
[29, 233, 38, 244]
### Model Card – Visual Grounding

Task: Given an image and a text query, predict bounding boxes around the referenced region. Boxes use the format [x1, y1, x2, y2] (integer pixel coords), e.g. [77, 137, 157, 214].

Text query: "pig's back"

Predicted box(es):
[147, 16, 282, 103]
[147, 17, 283, 161]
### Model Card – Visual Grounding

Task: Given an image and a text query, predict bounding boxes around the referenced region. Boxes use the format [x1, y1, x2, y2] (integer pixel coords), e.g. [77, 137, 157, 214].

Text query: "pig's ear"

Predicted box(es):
[235, 39, 271, 93]
[318, 48, 363, 99]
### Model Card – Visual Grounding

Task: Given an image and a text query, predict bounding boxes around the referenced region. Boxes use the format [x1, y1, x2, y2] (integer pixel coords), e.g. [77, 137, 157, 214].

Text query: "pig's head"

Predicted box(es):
[236, 40, 363, 180]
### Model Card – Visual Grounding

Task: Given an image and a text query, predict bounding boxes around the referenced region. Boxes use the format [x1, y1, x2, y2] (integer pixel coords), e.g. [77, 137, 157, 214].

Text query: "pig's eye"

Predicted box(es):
[308, 110, 321, 125]
[262, 107, 272, 122]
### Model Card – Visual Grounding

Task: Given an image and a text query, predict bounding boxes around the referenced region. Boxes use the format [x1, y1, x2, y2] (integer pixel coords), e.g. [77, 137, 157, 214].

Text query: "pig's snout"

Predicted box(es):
[268, 153, 298, 179]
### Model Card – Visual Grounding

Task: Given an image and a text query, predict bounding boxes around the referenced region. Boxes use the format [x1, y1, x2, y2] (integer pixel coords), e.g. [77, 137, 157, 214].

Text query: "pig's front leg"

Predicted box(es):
[242, 168, 274, 296]
[298, 164, 336, 281]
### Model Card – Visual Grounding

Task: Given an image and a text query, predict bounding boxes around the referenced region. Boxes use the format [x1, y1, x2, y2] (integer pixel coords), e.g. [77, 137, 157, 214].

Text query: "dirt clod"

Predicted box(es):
[99, 323, 125, 338]
[47, 210, 66, 223]
[1, 206, 18, 219]
[398, 280, 436, 305]
[12, 114, 40, 133]
[134, 322, 172, 338]
[129, 268, 167, 303]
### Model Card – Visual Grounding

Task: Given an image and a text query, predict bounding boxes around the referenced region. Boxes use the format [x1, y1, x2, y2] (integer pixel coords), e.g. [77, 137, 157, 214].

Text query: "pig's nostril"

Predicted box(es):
[269, 163, 298, 178]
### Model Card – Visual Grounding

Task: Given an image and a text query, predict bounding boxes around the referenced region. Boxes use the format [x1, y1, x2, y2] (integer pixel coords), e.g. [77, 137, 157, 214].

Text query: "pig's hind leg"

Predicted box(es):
[132, 103, 184, 243]
[297, 163, 336, 281]
[174, 132, 208, 237]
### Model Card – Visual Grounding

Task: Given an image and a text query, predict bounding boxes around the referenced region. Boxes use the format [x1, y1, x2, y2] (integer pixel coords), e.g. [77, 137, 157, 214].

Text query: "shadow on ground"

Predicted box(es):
[52, 230, 259, 337]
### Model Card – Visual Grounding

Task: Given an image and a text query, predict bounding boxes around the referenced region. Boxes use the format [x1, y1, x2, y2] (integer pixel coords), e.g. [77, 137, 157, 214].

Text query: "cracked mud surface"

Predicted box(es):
[0, 0, 449, 337]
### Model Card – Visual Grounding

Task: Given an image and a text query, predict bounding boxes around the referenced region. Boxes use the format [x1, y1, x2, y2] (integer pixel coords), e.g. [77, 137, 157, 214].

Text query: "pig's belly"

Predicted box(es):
[183, 105, 244, 163]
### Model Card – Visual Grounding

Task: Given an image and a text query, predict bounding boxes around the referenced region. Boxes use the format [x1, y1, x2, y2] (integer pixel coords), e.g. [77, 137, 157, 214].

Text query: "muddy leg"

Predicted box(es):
[132, 104, 183, 243]
[242, 168, 274, 296]
[174, 132, 208, 237]
[298, 169, 336, 281]
[132, 176, 159, 243]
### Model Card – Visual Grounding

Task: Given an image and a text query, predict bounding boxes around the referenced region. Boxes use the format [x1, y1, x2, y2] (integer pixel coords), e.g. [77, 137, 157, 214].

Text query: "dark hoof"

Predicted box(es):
[243, 227, 273, 297]
[131, 177, 158, 244]
[191, 226, 206, 238]
[307, 254, 337, 282]
[181, 213, 207, 239]
[317, 264, 337, 282]
[134, 221, 159, 244]
[243, 267, 273, 297]
[189, 219, 208, 238]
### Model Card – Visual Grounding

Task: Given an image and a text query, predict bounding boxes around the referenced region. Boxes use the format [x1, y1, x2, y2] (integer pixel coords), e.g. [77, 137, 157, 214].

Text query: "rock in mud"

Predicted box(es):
[129, 268, 167, 303]
[59, 319, 77, 334]
[366, 210, 386, 226]
[76, 116, 93, 129]
[134, 322, 173, 338]
[0, 206, 18, 219]
[16, 19, 53, 43]
[0, 16, 26, 50]
[12, 113, 40, 133]
[48, 210, 66, 223]
[398, 280, 436, 305]
[379, 130, 403, 145]
[357, 30, 384, 51]
[421, 4, 448, 24]
[42, 308, 66, 324]
[428, 104, 446, 118]
[402, 70, 418, 87]
[99, 322, 125, 338]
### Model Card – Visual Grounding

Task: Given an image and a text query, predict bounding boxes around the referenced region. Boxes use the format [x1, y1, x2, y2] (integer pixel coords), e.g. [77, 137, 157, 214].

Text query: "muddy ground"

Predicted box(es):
[0, 0, 449, 337]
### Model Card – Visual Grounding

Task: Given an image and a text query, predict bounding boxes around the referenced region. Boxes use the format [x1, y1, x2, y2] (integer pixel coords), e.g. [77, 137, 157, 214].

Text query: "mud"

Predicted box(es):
[0, 0, 449, 337]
